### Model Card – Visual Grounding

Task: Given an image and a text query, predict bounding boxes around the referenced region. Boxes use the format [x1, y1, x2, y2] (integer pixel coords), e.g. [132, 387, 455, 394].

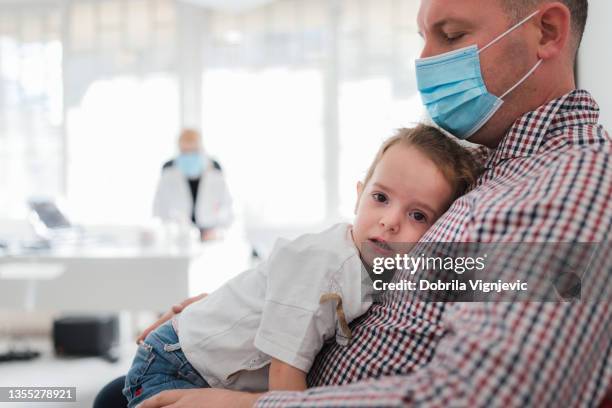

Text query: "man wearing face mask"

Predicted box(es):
[95, 1, 611, 407]
[153, 129, 233, 240]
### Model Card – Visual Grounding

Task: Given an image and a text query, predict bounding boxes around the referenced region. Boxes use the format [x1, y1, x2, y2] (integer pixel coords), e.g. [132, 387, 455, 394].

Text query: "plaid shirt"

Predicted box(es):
[256, 90, 612, 407]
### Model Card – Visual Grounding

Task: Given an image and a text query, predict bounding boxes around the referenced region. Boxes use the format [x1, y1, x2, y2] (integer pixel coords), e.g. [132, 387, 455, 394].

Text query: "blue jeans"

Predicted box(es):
[123, 322, 209, 408]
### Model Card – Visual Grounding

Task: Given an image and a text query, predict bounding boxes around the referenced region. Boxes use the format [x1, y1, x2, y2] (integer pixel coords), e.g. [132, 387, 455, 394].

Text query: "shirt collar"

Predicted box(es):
[485, 89, 601, 169]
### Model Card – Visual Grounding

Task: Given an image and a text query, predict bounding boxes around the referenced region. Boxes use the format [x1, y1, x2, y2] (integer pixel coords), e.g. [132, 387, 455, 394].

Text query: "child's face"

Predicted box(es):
[352, 143, 454, 265]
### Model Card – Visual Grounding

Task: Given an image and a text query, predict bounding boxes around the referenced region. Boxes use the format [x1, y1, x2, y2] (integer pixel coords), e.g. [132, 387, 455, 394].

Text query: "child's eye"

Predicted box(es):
[409, 211, 428, 223]
[372, 193, 388, 203]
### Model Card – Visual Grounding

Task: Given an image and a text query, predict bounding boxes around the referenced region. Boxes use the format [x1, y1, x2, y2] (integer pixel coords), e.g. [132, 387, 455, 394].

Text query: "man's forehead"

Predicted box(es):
[180, 130, 200, 143]
[417, 0, 501, 31]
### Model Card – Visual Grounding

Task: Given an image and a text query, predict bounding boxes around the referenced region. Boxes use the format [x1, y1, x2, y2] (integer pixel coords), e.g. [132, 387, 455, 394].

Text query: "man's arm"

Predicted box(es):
[255, 300, 610, 407]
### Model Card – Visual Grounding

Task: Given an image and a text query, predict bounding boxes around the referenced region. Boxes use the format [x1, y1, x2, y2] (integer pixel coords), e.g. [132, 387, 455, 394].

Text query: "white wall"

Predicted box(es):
[578, 0, 612, 130]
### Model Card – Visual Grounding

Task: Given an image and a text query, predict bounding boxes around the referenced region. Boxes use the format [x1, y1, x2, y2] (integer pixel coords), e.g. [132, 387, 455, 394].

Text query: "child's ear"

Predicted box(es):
[354, 181, 364, 214]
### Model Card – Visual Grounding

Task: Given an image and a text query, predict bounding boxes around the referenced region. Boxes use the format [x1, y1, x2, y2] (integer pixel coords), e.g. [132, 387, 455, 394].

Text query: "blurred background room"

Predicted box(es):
[0, 0, 610, 406]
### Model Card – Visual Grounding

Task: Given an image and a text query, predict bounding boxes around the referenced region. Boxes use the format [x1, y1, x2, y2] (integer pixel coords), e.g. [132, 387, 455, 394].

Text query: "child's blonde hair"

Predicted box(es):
[363, 125, 482, 200]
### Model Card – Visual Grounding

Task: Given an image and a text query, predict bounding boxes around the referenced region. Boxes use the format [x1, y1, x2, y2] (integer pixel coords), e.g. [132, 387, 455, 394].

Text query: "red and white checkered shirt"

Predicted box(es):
[256, 90, 612, 407]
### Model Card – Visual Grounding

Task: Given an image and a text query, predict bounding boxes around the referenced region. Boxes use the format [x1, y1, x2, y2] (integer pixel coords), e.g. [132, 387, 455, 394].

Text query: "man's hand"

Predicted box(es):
[138, 388, 263, 408]
[136, 293, 208, 344]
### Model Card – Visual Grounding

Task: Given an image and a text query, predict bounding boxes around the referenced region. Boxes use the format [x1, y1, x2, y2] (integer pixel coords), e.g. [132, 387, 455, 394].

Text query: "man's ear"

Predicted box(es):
[354, 181, 364, 215]
[535, 2, 572, 60]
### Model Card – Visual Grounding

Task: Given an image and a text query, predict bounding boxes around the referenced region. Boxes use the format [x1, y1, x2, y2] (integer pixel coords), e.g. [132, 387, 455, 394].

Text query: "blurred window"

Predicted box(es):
[0, 7, 63, 218]
[200, 0, 423, 228]
[0, 0, 423, 229]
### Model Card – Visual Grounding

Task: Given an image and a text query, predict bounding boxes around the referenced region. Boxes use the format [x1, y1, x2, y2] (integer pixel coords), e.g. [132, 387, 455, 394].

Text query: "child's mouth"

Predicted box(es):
[369, 238, 393, 254]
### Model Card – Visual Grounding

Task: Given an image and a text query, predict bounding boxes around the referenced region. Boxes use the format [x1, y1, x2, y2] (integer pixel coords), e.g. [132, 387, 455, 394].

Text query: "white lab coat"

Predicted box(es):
[152, 161, 233, 229]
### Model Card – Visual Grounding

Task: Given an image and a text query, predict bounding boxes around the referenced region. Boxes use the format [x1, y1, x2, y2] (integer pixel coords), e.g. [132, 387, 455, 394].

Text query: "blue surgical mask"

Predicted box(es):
[176, 153, 205, 179]
[415, 10, 543, 139]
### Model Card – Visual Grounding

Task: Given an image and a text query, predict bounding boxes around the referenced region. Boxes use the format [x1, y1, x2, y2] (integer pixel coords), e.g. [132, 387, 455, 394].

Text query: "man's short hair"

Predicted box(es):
[501, 0, 588, 54]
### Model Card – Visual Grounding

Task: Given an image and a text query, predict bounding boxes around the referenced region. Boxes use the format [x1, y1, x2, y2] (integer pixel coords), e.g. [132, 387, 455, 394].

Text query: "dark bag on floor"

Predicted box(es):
[53, 315, 118, 360]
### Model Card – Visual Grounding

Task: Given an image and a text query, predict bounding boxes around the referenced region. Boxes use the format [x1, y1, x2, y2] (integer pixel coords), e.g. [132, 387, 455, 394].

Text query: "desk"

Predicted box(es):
[0, 246, 197, 312]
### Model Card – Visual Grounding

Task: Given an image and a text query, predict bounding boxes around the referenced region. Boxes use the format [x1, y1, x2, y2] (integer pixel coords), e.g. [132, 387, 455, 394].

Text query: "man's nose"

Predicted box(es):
[420, 41, 439, 59]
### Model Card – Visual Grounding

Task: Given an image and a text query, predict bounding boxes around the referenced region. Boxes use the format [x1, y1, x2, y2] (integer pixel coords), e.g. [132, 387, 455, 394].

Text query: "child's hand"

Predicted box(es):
[136, 293, 208, 344]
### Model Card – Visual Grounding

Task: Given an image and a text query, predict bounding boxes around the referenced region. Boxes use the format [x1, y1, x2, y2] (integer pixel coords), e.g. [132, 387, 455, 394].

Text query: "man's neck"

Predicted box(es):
[471, 81, 576, 149]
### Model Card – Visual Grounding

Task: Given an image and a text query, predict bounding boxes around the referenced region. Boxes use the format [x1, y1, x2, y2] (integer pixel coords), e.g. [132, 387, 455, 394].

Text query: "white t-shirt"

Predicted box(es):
[177, 223, 372, 391]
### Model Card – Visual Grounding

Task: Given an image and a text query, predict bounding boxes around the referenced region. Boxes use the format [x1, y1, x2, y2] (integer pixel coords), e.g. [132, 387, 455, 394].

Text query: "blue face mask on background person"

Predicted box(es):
[415, 10, 543, 139]
[176, 152, 205, 179]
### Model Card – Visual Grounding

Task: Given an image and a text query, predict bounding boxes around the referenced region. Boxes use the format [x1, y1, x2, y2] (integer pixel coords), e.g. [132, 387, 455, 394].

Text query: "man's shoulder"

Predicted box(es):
[483, 137, 611, 204]
[495, 121, 611, 183]
[549, 121, 611, 150]
[538, 123, 612, 177]
[470, 136, 611, 241]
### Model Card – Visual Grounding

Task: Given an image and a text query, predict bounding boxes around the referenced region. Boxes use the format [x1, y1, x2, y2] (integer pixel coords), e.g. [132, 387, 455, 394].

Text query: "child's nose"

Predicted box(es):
[379, 210, 401, 233]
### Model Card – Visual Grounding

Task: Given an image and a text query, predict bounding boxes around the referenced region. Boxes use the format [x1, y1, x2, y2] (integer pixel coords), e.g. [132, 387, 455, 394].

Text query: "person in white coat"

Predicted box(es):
[153, 129, 233, 240]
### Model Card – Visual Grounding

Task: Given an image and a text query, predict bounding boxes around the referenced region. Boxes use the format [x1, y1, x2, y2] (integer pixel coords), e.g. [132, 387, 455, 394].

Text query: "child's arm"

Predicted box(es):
[268, 358, 307, 391]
